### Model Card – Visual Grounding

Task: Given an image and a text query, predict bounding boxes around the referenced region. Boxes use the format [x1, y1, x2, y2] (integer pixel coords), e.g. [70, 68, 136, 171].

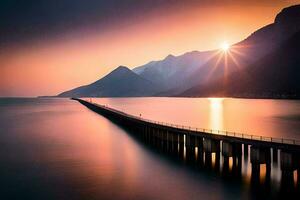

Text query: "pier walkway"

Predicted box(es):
[73, 98, 300, 172]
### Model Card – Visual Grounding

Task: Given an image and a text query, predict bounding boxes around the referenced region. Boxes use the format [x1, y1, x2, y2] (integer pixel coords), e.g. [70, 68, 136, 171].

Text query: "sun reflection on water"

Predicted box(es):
[229, 157, 233, 172]
[209, 98, 224, 131]
[260, 164, 267, 184]
[212, 153, 216, 169]
[294, 170, 298, 187]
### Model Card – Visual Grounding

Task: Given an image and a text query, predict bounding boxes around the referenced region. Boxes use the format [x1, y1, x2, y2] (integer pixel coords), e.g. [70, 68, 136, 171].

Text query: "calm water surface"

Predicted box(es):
[91, 97, 300, 140]
[0, 98, 299, 200]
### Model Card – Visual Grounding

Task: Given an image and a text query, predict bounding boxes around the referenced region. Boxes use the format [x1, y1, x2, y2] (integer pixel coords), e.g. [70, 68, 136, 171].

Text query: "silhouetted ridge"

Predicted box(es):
[58, 66, 159, 97]
[179, 4, 300, 98]
[181, 30, 300, 98]
[275, 4, 300, 38]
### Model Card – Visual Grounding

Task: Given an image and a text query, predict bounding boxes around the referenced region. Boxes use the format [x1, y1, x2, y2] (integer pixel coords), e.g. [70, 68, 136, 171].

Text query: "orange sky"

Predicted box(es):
[0, 1, 299, 97]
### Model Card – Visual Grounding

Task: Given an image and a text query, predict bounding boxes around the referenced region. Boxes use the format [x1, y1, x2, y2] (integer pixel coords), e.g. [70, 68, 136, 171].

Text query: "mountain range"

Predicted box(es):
[58, 4, 300, 99]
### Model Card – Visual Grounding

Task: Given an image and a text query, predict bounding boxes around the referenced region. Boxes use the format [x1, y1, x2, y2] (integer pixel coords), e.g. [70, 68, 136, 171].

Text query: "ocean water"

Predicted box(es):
[0, 98, 299, 200]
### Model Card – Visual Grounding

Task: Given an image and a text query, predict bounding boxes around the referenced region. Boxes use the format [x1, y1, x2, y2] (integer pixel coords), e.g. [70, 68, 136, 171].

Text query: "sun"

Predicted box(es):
[221, 42, 230, 52]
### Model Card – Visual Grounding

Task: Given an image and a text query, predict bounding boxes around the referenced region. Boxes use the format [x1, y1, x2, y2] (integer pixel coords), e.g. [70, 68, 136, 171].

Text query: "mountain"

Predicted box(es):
[274, 4, 300, 39]
[181, 29, 300, 98]
[180, 4, 300, 98]
[59, 5, 300, 98]
[179, 5, 300, 95]
[135, 5, 300, 95]
[58, 66, 158, 97]
[133, 51, 214, 91]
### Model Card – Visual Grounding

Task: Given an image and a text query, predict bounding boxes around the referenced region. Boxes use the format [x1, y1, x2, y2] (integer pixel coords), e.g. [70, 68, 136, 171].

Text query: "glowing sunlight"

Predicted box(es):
[221, 42, 230, 52]
[209, 98, 224, 131]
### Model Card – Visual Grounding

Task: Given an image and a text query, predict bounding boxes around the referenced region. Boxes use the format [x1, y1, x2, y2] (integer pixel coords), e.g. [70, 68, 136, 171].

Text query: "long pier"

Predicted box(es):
[73, 98, 300, 175]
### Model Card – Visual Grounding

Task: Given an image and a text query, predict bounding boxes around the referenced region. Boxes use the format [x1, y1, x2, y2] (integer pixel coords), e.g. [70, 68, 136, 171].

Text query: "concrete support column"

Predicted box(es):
[250, 146, 271, 180]
[272, 148, 278, 163]
[172, 132, 179, 145]
[251, 162, 260, 181]
[178, 134, 184, 146]
[222, 156, 230, 174]
[204, 151, 212, 168]
[185, 135, 197, 162]
[143, 126, 149, 142]
[149, 127, 153, 143]
[159, 130, 164, 151]
[153, 128, 158, 147]
[185, 134, 192, 147]
[163, 131, 169, 152]
[186, 135, 197, 146]
[177, 134, 184, 157]
[244, 144, 249, 157]
[156, 129, 161, 148]
[222, 141, 232, 157]
[171, 132, 179, 155]
[222, 141, 242, 157]
[165, 131, 171, 152]
[160, 130, 165, 150]
[203, 138, 220, 153]
[281, 170, 295, 190]
[152, 128, 157, 146]
[250, 146, 271, 165]
[280, 151, 299, 171]
[195, 136, 203, 151]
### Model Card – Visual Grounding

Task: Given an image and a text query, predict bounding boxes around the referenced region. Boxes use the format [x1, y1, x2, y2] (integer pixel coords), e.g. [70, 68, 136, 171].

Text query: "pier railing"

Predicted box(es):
[94, 102, 300, 146]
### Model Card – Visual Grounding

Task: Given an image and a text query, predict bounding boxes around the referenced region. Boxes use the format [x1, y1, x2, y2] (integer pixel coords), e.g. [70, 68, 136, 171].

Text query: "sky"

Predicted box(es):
[0, 0, 299, 97]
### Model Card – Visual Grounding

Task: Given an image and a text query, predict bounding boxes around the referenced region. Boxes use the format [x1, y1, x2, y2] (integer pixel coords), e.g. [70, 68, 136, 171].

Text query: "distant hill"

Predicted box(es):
[180, 5, 300, 98]
[58, 66, 158, 97]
